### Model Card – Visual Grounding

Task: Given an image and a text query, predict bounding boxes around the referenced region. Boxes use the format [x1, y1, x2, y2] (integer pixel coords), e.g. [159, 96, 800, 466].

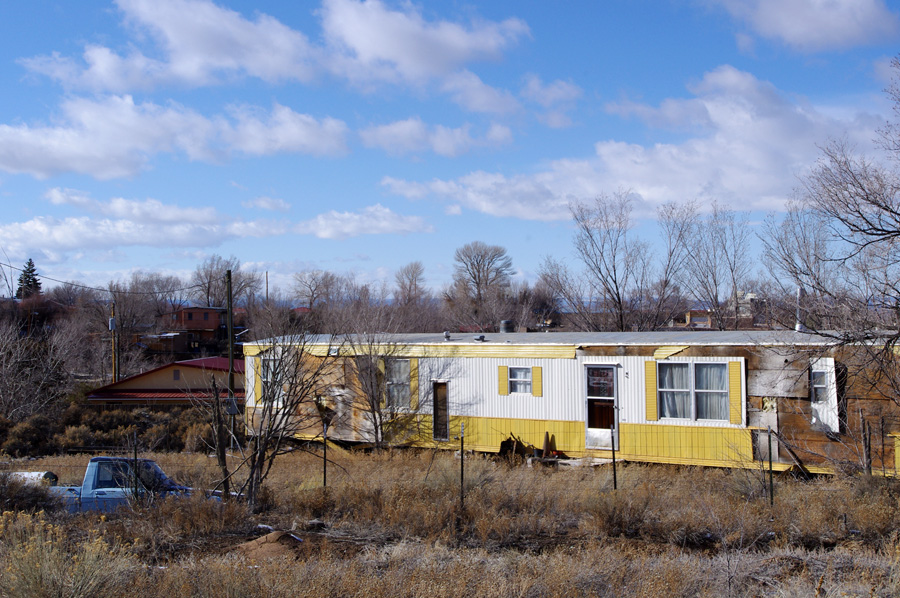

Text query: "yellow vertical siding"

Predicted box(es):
[404, 415, 752, 466]
[532, 366, 543, 397]
[645, 361, 658, 421]
[409, 358, 419, 410]
[498, 366, 509, 396]
[619, 423, 753, 466]
[729, 361, 742, 425]
[428, 415, 585, 454]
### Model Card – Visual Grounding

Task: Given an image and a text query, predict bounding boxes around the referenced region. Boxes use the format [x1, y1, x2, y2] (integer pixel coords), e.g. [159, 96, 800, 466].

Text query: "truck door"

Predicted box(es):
[86, 460, 134, 512]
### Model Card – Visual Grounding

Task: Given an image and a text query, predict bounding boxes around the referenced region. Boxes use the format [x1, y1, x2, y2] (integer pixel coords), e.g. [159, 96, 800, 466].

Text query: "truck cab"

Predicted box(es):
[52, 457, 188, 513]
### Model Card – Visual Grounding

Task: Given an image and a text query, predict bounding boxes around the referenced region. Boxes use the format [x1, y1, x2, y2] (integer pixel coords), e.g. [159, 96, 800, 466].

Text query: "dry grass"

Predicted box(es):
[4, 449, 900, 596]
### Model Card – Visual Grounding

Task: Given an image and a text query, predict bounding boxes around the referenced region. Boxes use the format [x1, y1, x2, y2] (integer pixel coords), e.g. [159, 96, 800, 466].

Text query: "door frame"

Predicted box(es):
[432, 380, 449, 441]
[585, 364, 619, 450]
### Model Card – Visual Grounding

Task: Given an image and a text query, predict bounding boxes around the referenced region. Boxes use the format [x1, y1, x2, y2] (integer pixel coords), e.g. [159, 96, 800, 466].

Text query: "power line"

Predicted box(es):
[0, 261, 207, 297]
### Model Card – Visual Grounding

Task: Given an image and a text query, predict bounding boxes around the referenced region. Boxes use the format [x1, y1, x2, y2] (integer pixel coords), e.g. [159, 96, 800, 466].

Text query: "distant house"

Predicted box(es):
[148, 307, 247, 359]
[86, 357, 245, 409]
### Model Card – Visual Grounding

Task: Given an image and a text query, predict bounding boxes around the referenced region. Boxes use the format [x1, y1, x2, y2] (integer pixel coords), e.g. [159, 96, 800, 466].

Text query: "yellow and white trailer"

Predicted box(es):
[243, 331, 880, 471]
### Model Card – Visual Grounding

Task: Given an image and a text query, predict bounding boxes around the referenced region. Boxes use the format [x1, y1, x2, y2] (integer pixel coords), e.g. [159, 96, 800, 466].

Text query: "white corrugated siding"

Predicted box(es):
[415, 356, 581, 421]
[415, 354, 745, 429]
[245, 355, 259, 407]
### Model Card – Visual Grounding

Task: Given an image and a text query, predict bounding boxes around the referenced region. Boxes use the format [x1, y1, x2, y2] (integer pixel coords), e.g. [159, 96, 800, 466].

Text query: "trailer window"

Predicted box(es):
[658, 362, 728, 421]
[509, 367, 532, 394]
[386, 359, 411, 409]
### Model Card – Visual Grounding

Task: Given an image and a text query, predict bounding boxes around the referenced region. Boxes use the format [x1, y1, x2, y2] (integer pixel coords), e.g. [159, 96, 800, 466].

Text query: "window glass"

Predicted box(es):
[386, 359, 411, 409]
[658, 362, 691, 418]
[96, 461, 131, 489]
[811, 370, 827, 403]
[695, 363, 728, 420]
[509, 367, 532, 394]
[587, 366, 615, 398]
[658, 362, 729, 421]
[260, 356, 284, 405]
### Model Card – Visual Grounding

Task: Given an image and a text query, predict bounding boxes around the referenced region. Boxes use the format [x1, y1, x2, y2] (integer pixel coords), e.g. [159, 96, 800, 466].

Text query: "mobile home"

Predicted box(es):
[242, 331, 896, 473]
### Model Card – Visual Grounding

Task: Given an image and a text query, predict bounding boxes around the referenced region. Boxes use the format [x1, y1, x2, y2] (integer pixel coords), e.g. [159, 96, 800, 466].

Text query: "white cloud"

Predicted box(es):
[20, 0, 318, 90]
[46, 187, 218, 223]
[21, 0, 528, 115]
[380, 177, 429, 199]
[0, 216, 222, 260]
[521, 74, 581, 107]
[485, 123, 513, 144]
[383, 65, 887, 219]
[360, 118, 429, 155]
[320, 0, 528, 84]
[0, 188, 292, 264]
[709, 0, 900, 52]
[242, 196, 292, 211]
[360, 117, 510, 157]
[440, 70, 520, 114]
[224, 103, 348, 156]
[520, 74, 582, 128]
[0, 96, 347, 179]
[295, 204, 432, 239]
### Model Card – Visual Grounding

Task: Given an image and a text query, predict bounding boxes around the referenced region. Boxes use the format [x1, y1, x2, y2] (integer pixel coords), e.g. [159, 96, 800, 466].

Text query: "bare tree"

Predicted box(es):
[191, 255, 262, 308]
[0, 321, 68, 422]
[292, 269, 352, 333]
[541, 196, 693, 331]
[394, 261, 426, 307]
[568, 193, 644, 331]
[129, 271, 190, 317]
[684, 202, 752, 330]
[445, 241, 515, 331]
[392, 262, 444, 332]
[241, 327, 338, 509]
[757, 60, 900, 464]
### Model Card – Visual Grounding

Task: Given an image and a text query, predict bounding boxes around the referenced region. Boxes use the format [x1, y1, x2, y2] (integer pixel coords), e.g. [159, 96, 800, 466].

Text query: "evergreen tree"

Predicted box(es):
[15, 259, 41, 299]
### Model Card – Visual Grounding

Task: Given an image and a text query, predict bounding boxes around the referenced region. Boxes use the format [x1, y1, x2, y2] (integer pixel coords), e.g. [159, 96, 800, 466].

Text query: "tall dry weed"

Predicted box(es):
[0, 511, 135, 598]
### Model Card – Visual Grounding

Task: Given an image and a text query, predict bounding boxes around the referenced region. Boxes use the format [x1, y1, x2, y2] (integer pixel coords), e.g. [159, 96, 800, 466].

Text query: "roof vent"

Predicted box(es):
[444, 331, 451, 341]
[474, 335, 486, 342]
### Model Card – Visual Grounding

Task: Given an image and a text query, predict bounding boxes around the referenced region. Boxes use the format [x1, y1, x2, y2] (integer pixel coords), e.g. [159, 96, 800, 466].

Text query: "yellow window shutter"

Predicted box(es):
[532, 366, 542, 397]
[645, 361, 658, 421]
[409, 359, 419, 410]
[729, 361, 742, 425]
[498, 366, 509, 396]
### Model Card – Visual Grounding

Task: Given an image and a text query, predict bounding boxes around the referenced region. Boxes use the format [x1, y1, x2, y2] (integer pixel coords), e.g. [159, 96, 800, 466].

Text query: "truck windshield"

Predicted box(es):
[136, 460, 178, 491]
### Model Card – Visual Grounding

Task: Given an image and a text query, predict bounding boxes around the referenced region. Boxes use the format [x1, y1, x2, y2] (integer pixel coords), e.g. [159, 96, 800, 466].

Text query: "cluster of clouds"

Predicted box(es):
[385, 65, 888, 219]
[0, 187, 427, 266]
[1, 0, 899, 270]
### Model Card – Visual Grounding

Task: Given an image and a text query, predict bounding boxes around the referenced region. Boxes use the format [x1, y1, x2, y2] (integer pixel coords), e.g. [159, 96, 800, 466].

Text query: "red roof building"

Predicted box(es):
[86, 357, 245, 408]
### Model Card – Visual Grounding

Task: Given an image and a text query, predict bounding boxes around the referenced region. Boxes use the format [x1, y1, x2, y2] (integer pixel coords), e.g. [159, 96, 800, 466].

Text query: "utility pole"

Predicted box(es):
[110, 302, 118, 382]
[226, 270, 236, 449]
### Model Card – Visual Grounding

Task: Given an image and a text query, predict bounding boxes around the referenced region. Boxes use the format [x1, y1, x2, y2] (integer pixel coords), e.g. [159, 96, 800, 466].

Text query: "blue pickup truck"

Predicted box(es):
[47, 456, 192, 513]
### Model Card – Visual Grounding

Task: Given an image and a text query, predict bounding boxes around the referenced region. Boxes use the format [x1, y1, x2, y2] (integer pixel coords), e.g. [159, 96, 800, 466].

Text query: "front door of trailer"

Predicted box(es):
[432, 381, 449, 441]
[586, 365, 617, 449]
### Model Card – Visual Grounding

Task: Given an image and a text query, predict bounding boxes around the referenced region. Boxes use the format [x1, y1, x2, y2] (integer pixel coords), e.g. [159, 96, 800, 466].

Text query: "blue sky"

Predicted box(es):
[1, 0, 898, 295]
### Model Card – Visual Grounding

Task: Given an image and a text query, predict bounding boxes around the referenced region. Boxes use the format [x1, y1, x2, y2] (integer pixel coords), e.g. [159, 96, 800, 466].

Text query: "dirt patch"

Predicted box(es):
[230, 529, 367, 561]
[234, 531, 304, 560]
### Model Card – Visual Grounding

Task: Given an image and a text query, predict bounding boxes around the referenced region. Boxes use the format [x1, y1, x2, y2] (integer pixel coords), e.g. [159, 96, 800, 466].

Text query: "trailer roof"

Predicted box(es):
[248, 329, 876, 348]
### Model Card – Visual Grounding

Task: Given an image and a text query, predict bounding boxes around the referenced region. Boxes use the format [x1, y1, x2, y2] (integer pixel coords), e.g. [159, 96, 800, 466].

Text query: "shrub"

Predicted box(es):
[53, 424, 96, 452]
[0, 472, 61, 512]
[0, 512, 135, 597]
[2, 414, 57, 457]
